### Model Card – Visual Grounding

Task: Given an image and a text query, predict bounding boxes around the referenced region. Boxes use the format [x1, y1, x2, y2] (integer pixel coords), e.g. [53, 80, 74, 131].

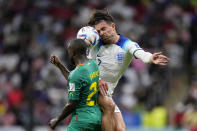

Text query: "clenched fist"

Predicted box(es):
[48, 118, 58, 129]
[50, 55, 61, 67]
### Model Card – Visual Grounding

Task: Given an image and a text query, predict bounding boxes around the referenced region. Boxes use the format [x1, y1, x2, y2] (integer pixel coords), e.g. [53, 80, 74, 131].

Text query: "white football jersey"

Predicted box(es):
[88, 35, 151, 97]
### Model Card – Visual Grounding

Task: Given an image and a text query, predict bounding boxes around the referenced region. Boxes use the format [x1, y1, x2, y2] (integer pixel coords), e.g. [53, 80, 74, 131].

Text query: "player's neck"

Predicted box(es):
[75, 56, 88, 65]
[113, 34, 120, 44]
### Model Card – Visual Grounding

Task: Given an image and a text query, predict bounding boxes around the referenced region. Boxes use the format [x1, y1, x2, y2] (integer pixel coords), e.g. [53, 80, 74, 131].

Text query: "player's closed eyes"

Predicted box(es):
[101, 27, 106, 31]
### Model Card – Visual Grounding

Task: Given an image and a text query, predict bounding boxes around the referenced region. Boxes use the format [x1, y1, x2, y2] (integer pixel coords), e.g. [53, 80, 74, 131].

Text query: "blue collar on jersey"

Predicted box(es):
[115, 35, 129, 48]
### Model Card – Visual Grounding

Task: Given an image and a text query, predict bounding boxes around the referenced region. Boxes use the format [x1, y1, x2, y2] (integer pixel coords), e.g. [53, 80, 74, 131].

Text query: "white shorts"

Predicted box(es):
[114, 104, 121, 112]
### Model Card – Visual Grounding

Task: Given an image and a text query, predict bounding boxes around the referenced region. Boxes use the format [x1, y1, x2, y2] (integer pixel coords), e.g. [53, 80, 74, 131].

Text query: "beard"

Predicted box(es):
[101, 35, 114, 44]
[102, 39, 112, 45]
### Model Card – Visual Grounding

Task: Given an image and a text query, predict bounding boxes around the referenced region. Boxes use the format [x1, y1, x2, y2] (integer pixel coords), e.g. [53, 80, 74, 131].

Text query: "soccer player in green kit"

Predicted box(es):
[48, 39, 102, 131]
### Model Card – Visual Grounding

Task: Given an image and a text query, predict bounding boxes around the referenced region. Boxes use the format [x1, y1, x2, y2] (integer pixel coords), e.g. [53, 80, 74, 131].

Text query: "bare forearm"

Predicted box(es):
[56, 101, 77, 124]
[57, 63, 70, 80]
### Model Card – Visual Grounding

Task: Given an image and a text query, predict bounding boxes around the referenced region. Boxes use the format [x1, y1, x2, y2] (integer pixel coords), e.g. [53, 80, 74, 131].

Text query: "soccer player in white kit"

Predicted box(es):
[50, 9, 169, 131]
[86, 9, 169, 131]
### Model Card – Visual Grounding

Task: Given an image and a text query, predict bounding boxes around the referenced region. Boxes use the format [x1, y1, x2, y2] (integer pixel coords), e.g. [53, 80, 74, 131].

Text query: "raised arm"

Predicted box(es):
[48, 100, 77, 129]
[134, 50, 169, 65]
[126, 40, 169, 65]
[50, 55, 70, 80]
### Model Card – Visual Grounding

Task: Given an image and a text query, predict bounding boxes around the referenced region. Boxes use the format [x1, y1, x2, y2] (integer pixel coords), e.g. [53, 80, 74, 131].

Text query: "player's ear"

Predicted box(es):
[112, 23, 116, 30]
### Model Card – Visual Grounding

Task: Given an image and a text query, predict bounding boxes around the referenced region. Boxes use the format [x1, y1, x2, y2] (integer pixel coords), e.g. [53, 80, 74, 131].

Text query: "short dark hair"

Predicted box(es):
[87, 9, 114, 26]
[68, 39, 87, 55]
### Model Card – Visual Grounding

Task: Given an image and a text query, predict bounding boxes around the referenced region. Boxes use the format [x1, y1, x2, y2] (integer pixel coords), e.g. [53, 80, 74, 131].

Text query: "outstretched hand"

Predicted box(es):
[50, 55, 61, 67]
[150, 52, 169, 66]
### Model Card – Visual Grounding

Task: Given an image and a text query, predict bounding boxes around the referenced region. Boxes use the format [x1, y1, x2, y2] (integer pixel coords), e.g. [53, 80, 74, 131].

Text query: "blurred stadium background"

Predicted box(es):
[0, 0, 197, 131]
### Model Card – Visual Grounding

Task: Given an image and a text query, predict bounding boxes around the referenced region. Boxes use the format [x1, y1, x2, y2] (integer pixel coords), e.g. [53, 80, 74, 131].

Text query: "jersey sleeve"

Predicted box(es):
[124, 40, 152, 63]
[123, 40, 142, 55]
[67, 72, 88, 100]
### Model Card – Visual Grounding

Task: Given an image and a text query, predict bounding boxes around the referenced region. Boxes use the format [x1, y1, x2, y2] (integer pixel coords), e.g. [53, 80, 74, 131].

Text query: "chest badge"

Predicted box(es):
[116, 52, 124, 63]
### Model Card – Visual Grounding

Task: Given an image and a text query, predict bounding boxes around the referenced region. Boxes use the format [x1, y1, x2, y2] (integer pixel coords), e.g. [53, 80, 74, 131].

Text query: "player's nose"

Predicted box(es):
[99, 31, 104, 36]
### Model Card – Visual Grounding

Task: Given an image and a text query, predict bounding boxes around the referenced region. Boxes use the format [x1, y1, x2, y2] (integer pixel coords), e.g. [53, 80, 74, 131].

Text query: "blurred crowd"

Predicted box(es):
[0, 0, 197, 130]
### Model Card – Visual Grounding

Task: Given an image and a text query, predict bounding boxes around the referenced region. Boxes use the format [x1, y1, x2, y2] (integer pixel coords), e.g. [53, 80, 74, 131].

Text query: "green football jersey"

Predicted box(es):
[67, 59, 101, 125]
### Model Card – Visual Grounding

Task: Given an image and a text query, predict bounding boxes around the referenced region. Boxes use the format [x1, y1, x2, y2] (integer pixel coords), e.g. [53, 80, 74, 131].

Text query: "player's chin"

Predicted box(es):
[102, 39, 112, 45]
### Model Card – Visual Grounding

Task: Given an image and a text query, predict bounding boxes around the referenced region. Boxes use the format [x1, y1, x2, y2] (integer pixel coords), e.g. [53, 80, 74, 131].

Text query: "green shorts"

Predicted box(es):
[67, 121, 101, 131]
[67, 106, 102, 131]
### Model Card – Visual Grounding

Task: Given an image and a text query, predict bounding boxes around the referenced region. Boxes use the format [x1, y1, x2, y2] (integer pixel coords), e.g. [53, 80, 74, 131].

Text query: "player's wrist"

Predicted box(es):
[55, 117, 62, 125]
[149, 55, 153, 64]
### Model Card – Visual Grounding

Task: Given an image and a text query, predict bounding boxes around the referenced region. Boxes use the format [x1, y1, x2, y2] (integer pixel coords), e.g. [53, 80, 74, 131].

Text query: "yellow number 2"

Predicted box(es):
[86, 82, 97, 106]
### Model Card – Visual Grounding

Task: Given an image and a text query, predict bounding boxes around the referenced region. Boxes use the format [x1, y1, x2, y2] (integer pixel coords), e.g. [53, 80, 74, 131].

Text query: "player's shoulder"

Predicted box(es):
[116, 35, 137, 50]
[74, 64, 88, 74]
[69, 68, 87, 84]
[119, 35, 133, 42]
[69, 64, 85, 77]
[72, 60, 97, 75]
